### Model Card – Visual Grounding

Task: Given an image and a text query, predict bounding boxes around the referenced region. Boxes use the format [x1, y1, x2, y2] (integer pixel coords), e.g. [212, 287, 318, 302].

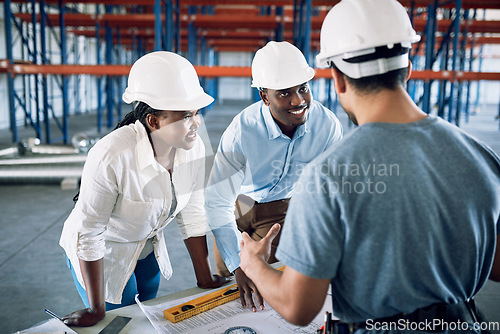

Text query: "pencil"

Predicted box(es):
[44, 308, 62, 321]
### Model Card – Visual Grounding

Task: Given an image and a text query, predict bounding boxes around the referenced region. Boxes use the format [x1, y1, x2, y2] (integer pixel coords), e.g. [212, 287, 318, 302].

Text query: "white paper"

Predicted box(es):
[135, 289, 333, 334]
[15, 318, 78, 334]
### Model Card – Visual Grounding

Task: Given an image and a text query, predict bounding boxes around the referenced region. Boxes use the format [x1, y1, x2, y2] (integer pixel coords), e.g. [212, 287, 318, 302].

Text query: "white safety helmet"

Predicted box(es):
[251, 41, 315, 90]
[122, 51, 214, 111]
[316, 0, 421, 79]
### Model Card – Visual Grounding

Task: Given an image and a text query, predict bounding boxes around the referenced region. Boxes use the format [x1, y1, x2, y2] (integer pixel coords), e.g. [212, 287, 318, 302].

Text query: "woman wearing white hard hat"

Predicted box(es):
[59, 51, 229, 327]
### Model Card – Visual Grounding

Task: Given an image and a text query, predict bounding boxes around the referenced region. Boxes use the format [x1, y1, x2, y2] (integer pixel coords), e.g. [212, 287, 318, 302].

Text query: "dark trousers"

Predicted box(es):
[335, 299, 492, 334]
[214, 195, 290, 276]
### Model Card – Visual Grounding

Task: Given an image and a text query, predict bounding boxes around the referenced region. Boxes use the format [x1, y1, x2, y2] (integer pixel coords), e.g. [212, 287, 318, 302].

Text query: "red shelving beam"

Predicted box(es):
[11, 0, 500, 9]
[2, 62, 499, 82]
[14, 12, 500, 35]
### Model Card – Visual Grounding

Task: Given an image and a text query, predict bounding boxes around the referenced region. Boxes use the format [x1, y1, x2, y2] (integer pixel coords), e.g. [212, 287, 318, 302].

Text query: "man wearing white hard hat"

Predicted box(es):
[239, 0, 500, 331]
[206, 41, 343, 311]
[60, 51, 228, 327]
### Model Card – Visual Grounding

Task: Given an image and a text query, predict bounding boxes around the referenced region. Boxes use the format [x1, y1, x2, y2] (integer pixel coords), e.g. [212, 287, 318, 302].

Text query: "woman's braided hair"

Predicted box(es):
[115, 101, 163, 131]
[72, 101, 162, 203]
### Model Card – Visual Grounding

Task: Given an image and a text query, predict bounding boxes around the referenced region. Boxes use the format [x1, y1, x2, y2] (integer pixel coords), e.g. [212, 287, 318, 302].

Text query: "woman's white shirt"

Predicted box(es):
[59, 120, 209, 304]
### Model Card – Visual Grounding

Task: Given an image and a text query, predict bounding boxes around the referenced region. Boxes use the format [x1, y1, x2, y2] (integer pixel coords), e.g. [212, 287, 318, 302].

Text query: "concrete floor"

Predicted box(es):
[1, 99, 499, 333]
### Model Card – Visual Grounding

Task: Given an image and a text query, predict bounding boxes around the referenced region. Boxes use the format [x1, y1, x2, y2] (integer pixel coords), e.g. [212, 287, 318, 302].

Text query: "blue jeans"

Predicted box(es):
[67, 251, 161, 310]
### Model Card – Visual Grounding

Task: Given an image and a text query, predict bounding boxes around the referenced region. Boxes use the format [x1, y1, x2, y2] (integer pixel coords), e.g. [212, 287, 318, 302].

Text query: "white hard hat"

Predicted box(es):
[316, 0, 421, 78]
[251, 41, 315, 90]
[122, 51, 214, 111]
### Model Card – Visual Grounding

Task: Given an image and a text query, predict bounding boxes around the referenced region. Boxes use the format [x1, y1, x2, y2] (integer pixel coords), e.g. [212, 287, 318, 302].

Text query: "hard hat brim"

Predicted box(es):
[250, 67, 315, 90]
[122, 90, 214, 111]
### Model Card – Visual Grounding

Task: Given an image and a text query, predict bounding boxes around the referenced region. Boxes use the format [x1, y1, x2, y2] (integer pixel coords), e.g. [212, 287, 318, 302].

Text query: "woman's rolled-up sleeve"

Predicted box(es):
[76, 146, 119, 261]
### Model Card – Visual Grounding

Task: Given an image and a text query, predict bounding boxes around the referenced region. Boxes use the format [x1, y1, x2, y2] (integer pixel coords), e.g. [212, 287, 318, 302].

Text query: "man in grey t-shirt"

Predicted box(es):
[238, 0, 500, 331]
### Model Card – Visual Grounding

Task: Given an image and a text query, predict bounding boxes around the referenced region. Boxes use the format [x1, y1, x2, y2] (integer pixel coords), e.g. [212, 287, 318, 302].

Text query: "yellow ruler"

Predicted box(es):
[164, 266, 285, 323]
[164, 284, 240, 323]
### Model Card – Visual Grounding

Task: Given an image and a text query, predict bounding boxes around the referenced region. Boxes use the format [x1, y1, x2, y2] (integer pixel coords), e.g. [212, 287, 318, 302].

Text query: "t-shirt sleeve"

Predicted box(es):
[276, 161, 344, 280]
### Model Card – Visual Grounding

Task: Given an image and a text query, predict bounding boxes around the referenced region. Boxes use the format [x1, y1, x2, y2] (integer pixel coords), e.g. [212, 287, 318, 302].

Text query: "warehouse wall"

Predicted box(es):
[473, 9, 500, 110]
[0, 5, 102, 135]
[0, 4, 103, 132]
[217, 51, 253, 102]
[479, 44, 500, 110]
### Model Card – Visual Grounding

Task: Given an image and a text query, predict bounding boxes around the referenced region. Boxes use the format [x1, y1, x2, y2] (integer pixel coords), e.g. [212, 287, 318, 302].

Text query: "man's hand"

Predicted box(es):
[61, 307, 105, 327]
[240, 223, 280, 275]
[237, 223, 281, 311]
[234, 267, 263, 311]
[239, 223, 330, 326]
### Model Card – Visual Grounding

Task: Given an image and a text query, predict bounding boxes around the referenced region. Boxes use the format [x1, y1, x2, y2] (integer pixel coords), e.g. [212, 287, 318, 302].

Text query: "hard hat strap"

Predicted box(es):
[332, 53, 409, 79]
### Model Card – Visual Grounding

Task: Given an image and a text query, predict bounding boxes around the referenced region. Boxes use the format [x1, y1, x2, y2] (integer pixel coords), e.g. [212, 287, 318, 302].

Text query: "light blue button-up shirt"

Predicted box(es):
[206, 100, 343, 272]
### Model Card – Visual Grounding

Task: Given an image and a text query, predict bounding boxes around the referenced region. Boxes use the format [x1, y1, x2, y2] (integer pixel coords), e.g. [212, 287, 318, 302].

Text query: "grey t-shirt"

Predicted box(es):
[277, 115, 500, 324]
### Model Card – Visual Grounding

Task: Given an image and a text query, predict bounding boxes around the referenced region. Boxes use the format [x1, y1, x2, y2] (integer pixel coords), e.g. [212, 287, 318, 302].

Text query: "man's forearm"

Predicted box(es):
[247, 262, 329, 326]
[212, 225, 243, 272]
[244, 258, 285, 306]
[239, 225, 330, 326]
[244, 261, 309, 324]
